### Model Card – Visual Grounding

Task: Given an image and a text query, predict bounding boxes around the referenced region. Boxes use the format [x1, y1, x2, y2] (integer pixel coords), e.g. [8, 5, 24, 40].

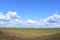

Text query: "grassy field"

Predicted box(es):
[0, 28, 60, 40]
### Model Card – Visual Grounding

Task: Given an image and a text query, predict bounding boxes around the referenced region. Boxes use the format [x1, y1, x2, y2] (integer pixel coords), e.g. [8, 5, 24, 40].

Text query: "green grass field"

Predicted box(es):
[0, 28, 60, 40]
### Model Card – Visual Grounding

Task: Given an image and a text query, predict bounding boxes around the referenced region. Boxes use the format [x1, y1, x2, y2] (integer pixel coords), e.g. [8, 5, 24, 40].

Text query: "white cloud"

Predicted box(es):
[44, 14, 60, 23]
[6, 11, 21, 19]
[0, 11, 60, 28]
[0, 13, 5, 19]
[40, 13, 60, 28]
[26, 20, 37, 25]
[0, 11, 21, 26]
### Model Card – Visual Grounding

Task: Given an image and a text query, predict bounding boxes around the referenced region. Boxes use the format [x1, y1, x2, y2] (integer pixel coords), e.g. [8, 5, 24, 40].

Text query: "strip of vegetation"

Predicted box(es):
[0, 28, 60, 40]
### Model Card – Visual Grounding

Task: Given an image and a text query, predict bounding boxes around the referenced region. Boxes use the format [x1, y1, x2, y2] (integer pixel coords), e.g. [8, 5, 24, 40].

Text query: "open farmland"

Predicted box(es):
[0, 28, 60, 40]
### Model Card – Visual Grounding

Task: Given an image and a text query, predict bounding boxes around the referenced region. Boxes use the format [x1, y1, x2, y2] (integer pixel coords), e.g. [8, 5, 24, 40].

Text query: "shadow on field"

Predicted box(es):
[0, 30, 60, 40]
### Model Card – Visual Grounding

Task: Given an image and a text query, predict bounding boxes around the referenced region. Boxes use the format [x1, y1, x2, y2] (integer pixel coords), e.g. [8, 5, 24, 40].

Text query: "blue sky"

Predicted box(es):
[0, 0, 60, 28]
[0, 0, 60, 20]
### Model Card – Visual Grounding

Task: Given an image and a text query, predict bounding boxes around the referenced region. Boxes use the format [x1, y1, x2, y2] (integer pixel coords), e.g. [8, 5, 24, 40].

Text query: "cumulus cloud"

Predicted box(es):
[26, 20, 37, 25]
[44, 14, 60, 23]
[0, 11, 38, 28]
[0, 11, 60, 28]
[6, 11, 20, 19]
[0, 11, 21, 27]
[40, 13, 60, 28]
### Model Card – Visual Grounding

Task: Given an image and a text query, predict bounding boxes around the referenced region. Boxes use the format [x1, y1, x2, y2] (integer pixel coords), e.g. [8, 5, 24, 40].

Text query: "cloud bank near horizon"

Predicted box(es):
[0, 11, 60, 28]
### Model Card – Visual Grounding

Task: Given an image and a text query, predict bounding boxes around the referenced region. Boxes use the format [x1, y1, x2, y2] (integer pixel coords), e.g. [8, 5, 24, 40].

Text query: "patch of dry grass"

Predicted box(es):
[0, 28, 60, 40]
